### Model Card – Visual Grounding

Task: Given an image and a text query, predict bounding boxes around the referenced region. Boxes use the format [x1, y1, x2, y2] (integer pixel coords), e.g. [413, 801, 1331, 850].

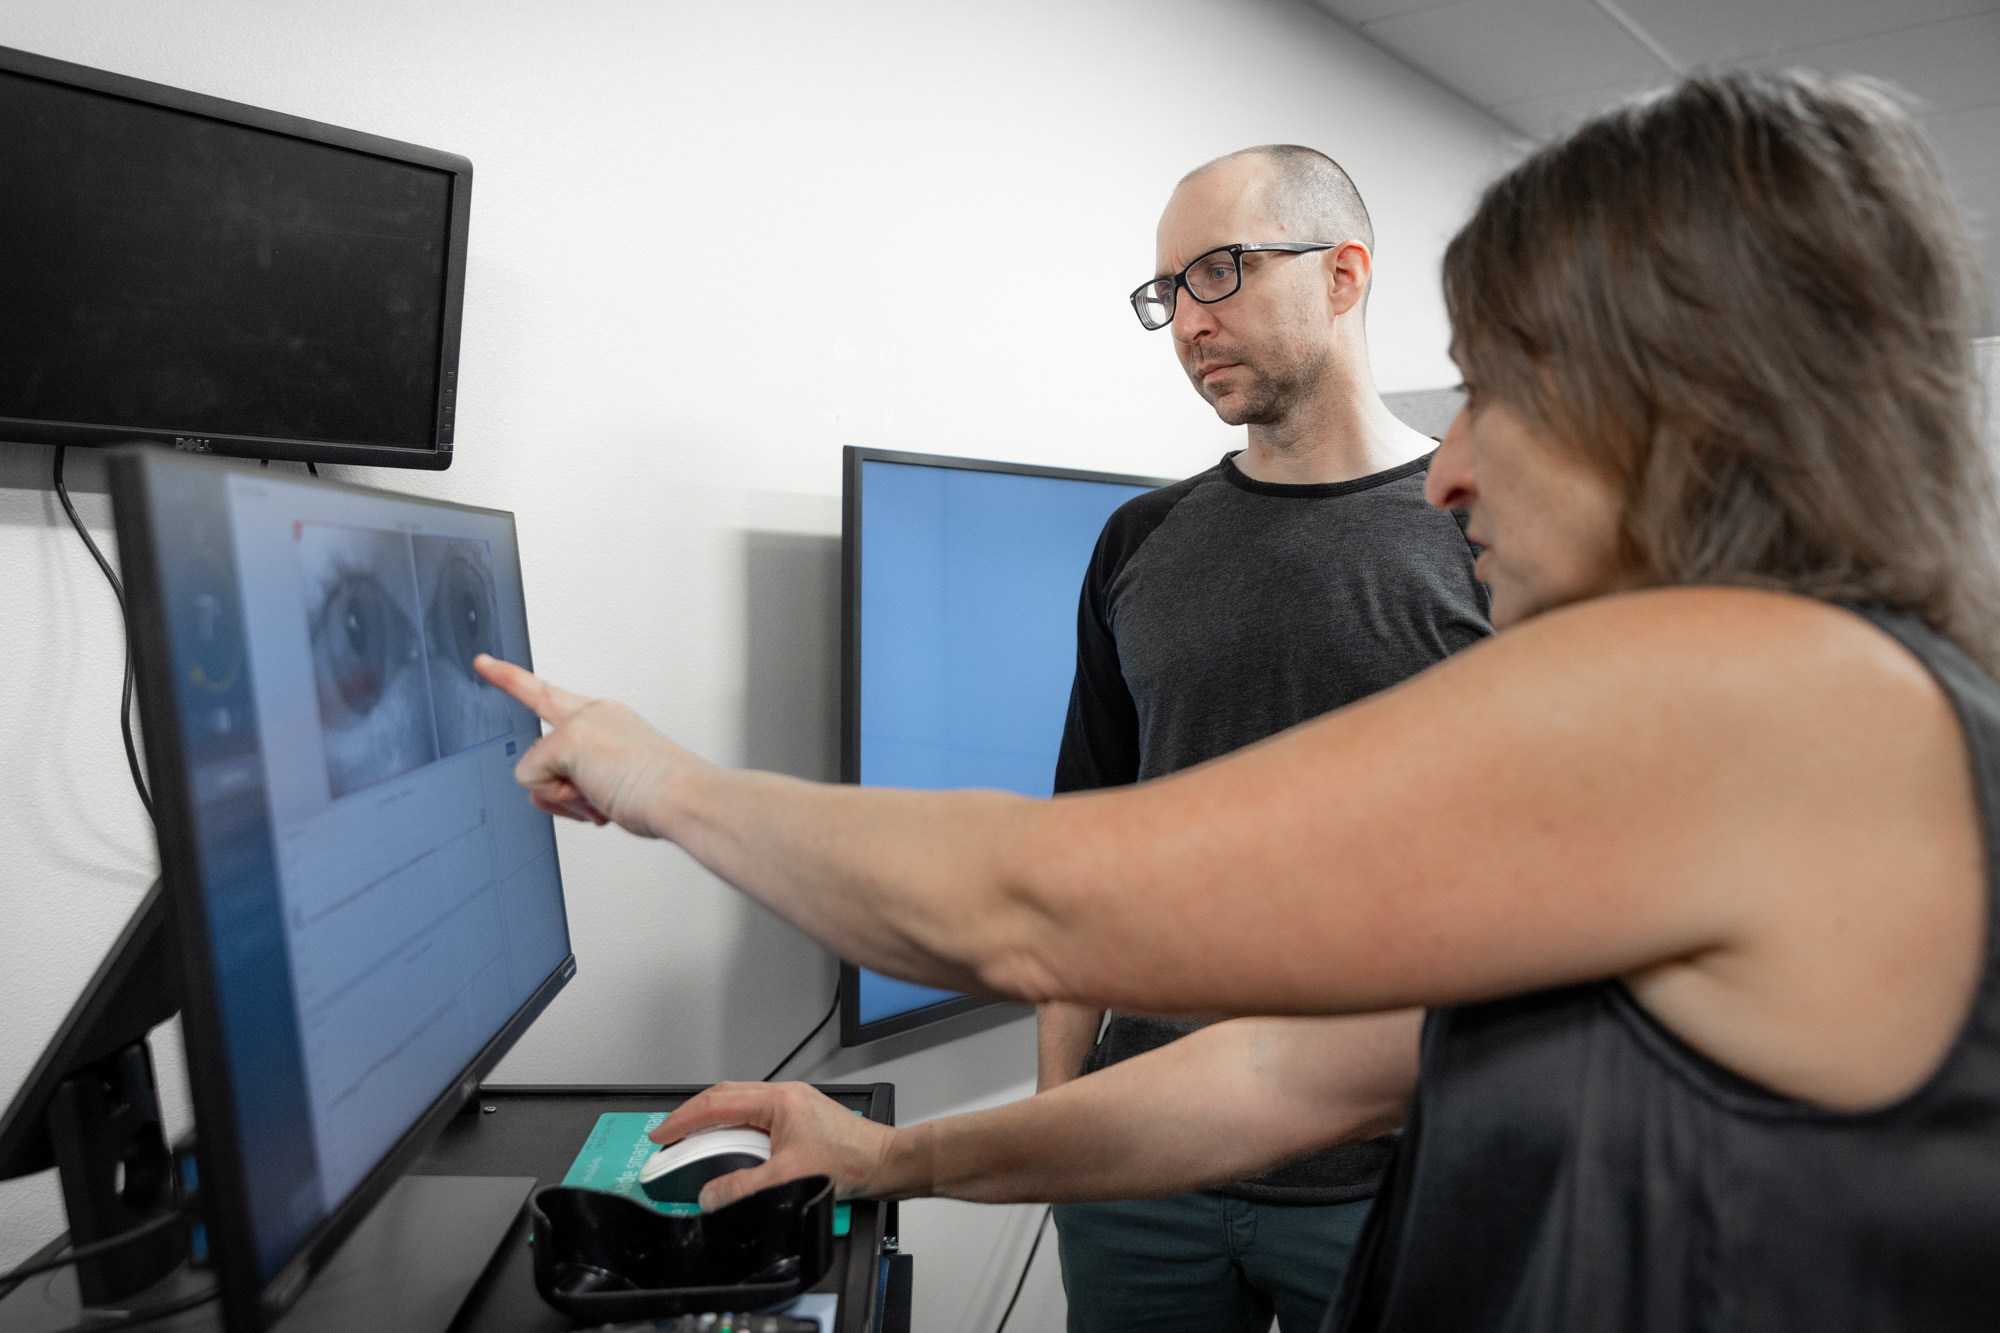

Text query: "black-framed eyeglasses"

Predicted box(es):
[1129, 242, 1338, 330]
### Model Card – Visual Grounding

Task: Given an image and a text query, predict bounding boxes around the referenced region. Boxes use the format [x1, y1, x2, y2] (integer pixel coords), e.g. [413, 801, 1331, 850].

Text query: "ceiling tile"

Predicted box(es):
[1615, 0, 1999, 66]
[1489, 75, 1670, 138]
[1362, 0, 1669, 108]
[1308, 0, 1461, 25]
[1743, 13, 2000, 115]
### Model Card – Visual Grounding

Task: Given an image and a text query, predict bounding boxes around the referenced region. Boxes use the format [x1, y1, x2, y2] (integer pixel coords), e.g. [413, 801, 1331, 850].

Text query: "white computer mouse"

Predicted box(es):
[637, 1124, 772, 1204]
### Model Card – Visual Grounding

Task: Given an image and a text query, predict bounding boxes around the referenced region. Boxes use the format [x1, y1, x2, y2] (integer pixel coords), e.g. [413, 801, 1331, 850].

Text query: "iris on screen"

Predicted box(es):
[415, 536, 512, 756]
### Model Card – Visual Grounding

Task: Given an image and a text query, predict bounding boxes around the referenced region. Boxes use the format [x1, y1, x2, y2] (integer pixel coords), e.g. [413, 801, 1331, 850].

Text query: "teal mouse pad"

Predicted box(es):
[563, 1111, 851, 1236]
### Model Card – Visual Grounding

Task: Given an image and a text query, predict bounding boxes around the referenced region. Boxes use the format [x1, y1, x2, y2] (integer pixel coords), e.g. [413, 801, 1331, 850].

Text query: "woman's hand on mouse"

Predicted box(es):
[652, 1081, 902, 1211]
[474, 655, 705, 838]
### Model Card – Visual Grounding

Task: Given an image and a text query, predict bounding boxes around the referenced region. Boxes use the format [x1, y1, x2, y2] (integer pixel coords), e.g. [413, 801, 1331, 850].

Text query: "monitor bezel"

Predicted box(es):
[111, 446, 573, 1331]
[838, 445, 1172, 1047]
[0, 45, 471, 471]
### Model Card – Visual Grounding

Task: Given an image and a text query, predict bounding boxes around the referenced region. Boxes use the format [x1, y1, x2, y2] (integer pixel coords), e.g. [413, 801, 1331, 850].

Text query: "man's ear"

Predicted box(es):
[1327, 240, 1372, 318]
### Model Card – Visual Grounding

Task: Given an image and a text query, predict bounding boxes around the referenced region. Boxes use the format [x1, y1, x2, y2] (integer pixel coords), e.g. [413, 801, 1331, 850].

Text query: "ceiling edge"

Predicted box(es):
[1289, 0, 1539, 146]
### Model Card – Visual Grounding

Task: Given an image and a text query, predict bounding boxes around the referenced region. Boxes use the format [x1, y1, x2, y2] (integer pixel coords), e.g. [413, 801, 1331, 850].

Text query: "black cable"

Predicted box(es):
[761, 988, 840, 1082]
[52, 447, 155, 823]
[51, 448, 125, 604]
[0, 1212, 184, 1288]
[307, 461, 319, 478]
[993, 1205, 1052, 1333]
[43, 1283, 217, 1333]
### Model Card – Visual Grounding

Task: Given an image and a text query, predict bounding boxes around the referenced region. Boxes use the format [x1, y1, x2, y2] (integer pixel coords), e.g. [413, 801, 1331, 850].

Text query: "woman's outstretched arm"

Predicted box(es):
[478, 587, 1978, 1107]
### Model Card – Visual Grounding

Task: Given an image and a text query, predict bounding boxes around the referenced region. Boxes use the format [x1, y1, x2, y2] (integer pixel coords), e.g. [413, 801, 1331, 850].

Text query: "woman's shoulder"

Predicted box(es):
[1504, 588, 1987, 1111]
[1491, 586, 1947, 708]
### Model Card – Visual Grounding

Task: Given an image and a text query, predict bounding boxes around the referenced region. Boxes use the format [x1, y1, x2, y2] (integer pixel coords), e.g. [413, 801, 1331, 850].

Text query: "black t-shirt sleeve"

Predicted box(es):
[1052, 476, 1199, 794]
[1054, 538, 1138, 792]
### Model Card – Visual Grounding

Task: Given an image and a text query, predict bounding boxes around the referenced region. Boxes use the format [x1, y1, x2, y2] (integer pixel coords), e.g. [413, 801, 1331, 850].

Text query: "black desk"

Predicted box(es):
[412, 1084, 908, 1333]
[0, 1084, 910, 1333]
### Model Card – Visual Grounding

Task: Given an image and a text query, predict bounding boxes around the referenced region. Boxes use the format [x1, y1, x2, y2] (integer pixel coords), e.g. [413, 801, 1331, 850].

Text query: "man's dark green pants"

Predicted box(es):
[1054, 1192, 1374, 1333]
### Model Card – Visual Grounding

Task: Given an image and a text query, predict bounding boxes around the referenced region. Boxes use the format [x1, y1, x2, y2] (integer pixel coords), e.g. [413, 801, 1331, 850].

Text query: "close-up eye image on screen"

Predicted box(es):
[298, 523, 437, 798]
[415, 534, 512, 756]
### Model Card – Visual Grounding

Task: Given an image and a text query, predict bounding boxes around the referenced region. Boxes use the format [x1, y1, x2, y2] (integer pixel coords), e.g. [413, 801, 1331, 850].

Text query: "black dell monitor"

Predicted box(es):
[839, 447, 1170, 1045]
[0, 45, 470, 469]
[0, 448, 573, 1331]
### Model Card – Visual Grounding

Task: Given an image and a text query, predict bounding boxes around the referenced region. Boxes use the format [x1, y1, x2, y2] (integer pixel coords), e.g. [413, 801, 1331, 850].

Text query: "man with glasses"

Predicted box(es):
[631, 145, 1491, 1333]
[1039, 144, 1489, 1331]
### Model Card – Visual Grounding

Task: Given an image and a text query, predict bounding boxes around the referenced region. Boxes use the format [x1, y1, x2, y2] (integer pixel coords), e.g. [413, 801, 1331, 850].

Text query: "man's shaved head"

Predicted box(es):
[1180, 145, 1374, 253]
[1155, 145, 1379, 430]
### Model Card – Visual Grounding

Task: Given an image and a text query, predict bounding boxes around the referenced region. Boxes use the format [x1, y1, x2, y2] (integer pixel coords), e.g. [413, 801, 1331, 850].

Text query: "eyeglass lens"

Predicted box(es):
[1184, 248, 1241, 302]
[1134, 281, 1175, 330]
[1132, 248, 1243, 330]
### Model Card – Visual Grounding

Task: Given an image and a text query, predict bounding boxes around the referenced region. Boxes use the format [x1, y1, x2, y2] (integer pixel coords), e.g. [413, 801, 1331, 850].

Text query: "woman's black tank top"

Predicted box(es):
[1329, 607, 2000, 1332]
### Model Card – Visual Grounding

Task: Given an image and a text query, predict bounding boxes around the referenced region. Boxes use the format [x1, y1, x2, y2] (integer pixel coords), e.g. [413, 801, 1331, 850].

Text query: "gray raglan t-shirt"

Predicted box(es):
[1054, 449, 1491, 1205]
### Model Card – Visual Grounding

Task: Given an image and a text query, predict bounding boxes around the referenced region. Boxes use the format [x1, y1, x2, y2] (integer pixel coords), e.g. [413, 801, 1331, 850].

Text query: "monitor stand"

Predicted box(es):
[0, 1174, 535, 1333]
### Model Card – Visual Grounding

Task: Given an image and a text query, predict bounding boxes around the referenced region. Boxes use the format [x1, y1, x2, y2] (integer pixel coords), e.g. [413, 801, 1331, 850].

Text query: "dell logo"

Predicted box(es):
[174, 437, 214, 452]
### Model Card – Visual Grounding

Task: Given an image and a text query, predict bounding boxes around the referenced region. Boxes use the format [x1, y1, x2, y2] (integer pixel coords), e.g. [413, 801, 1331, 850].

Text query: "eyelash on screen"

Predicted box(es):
[310, 551, 413, 633]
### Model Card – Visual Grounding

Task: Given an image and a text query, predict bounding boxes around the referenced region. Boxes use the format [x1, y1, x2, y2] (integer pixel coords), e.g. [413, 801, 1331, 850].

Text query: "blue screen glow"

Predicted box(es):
[854, 460, 1153, 1026]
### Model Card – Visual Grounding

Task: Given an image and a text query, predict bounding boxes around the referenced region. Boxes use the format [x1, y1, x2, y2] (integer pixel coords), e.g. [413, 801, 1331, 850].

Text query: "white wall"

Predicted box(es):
[0, 2, 1513, 1327]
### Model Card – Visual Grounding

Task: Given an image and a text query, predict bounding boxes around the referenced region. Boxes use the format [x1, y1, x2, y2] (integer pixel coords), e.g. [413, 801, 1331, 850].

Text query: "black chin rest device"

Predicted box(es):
[529, 1174, 835, 1320]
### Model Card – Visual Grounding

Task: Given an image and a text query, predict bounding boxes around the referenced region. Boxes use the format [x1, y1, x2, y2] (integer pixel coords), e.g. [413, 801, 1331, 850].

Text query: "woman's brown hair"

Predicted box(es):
[1445, 69, 1999, 670]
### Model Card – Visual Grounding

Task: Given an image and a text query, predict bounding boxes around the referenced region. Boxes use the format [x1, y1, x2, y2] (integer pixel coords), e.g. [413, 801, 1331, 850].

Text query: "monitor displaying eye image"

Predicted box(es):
[112, 450, 572, 1304]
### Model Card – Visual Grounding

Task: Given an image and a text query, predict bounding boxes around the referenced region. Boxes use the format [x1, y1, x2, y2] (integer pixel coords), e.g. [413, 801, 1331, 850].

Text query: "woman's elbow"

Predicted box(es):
[964, 796, 1088, 1004]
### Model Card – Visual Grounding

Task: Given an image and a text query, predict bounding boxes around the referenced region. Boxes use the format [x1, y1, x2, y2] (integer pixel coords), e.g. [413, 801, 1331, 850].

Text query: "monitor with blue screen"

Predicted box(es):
[107, 447, 573, 1329]
[839, 447, 1169, 1045]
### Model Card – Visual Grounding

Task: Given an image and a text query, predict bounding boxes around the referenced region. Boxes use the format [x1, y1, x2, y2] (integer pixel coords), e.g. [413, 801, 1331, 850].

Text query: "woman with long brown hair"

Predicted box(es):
[480, 70, 1999, 1326]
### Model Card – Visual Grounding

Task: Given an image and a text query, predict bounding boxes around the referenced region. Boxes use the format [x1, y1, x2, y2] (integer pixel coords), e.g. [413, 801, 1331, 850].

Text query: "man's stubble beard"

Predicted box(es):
[1198, 336, 1332, 429]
